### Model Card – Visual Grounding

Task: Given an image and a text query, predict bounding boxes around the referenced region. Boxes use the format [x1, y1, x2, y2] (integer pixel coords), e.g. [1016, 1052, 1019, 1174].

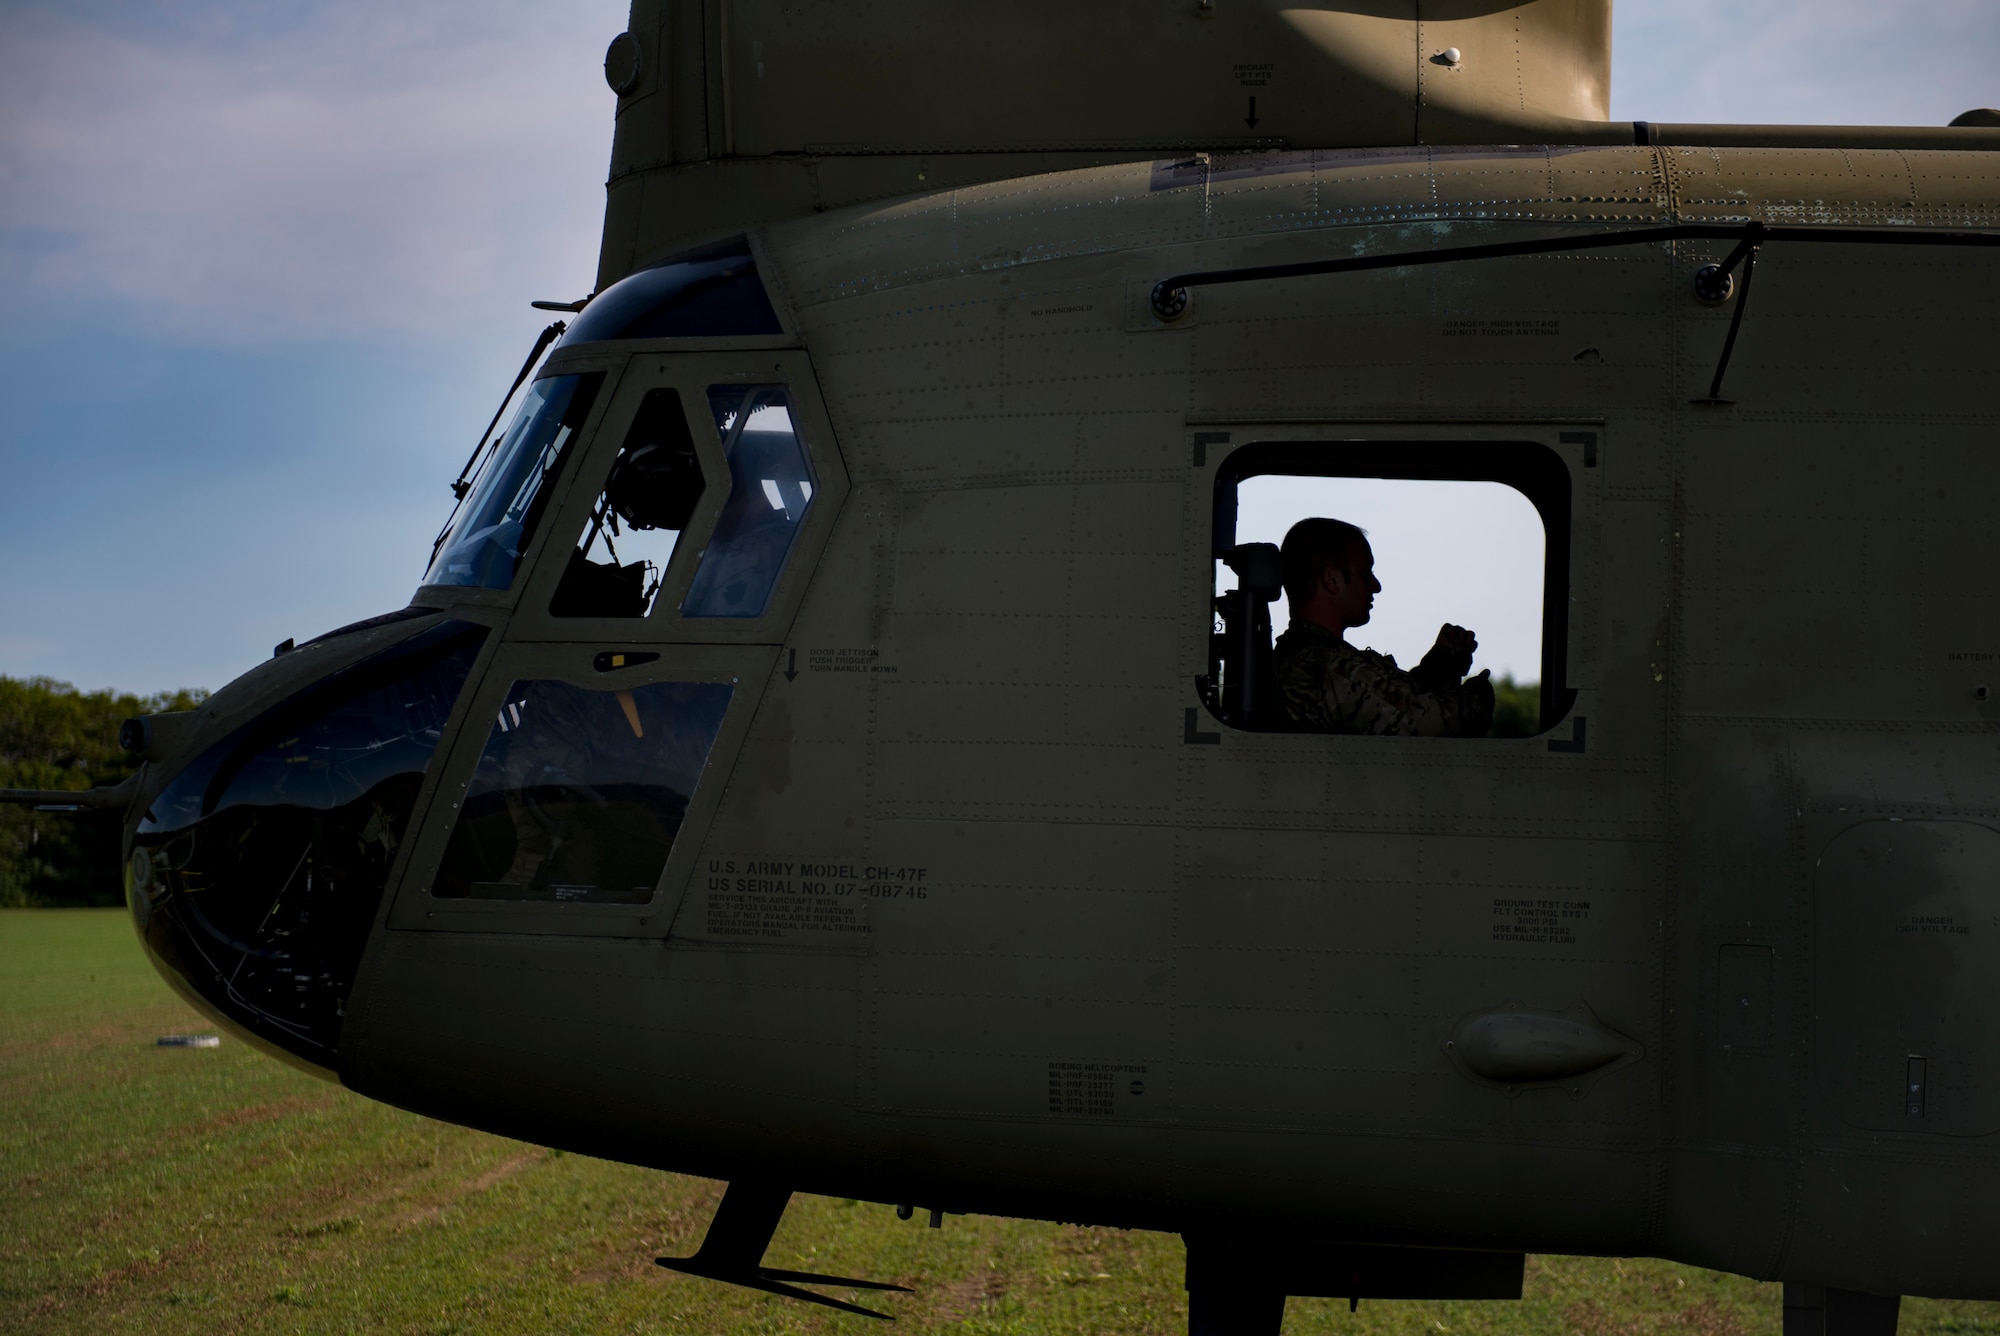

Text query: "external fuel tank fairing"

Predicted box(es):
[9, 3, 2000, 1333]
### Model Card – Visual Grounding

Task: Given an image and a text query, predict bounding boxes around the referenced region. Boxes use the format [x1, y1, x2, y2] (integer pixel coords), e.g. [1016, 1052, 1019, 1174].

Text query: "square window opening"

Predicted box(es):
[1204, 441, 1573, 738]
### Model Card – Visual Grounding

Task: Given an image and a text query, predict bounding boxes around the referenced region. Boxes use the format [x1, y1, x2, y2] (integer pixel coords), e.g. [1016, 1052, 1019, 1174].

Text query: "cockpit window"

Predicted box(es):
[424, 373, 604, 591]
[550, 389, 705, 618]
[680, 386, 815, 619]
[431, 678, 733, 903]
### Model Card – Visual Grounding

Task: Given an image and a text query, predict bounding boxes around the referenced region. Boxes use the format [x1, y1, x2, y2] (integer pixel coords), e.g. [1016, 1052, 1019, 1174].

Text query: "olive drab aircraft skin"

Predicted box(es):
[10, 1, 2000, 1332]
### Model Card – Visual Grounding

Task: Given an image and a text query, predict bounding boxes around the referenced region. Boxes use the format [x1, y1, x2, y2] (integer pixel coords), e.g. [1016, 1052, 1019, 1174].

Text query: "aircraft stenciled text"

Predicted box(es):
[1898, 915, 1970, 935]
[1047, 1061, 1149, 1117]
[703, 857, 931, 939]
[1491, 897, 1590, 946]
[806, 647, 897, 675]
[1443, 319, 1562, 338]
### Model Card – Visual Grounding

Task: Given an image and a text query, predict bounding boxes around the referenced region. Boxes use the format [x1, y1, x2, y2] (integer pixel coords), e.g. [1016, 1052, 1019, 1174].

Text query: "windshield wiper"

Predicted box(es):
[451, 320, 568, 501]
[428, 319, 567, 565]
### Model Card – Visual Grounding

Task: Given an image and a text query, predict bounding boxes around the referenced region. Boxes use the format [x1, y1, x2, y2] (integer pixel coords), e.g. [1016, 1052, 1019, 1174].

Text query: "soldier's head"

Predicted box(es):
[1282, 517, 1379, 633]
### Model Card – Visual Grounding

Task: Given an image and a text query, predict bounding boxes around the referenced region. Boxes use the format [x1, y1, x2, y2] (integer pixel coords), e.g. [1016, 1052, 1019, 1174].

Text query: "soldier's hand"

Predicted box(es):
[1430, 624, 1477, 679]
[1462, 668, 1496, 736]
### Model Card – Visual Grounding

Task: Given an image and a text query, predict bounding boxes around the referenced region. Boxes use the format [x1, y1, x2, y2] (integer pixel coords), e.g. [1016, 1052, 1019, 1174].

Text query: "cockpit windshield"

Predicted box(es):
[424, 373, 603, 591]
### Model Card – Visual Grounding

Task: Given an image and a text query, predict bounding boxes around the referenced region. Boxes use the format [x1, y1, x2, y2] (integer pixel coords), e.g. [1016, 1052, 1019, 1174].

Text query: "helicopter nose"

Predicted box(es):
[127, 618, 489, 1072]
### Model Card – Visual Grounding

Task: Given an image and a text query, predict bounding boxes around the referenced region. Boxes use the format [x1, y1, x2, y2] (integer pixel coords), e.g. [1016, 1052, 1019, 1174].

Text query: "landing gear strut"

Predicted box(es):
[656, 1181, 911, 1319]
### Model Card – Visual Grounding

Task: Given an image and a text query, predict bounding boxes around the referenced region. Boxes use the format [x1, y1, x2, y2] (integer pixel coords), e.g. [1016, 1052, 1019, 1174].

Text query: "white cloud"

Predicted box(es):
[0, 1, 625, 352]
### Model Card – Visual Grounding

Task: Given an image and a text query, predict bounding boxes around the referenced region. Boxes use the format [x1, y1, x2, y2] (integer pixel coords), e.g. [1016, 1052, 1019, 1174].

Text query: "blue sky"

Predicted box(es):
[0, 1, 625, 694]
[0, 1, 1994, 694]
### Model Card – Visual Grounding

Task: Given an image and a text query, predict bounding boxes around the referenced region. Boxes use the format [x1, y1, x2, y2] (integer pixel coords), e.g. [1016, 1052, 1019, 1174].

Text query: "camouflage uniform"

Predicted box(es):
[1274, 620, 1495, 737]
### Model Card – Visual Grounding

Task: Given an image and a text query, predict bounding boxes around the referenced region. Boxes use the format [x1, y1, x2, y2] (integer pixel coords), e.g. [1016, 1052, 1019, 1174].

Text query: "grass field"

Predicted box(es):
[5, 910, 1997, 1336]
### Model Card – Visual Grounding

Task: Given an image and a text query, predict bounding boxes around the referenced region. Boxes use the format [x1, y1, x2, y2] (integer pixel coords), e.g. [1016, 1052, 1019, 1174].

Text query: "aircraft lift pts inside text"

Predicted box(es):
[10, 3, 2000, 1333]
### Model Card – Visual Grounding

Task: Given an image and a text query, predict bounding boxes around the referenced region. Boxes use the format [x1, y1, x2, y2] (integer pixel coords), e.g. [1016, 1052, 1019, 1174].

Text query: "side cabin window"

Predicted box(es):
[1205, 442, 1571, 738]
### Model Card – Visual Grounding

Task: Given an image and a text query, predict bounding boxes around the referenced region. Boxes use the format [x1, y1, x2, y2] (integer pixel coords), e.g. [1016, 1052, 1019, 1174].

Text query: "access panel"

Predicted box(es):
[1815, 819, 2000, 1136]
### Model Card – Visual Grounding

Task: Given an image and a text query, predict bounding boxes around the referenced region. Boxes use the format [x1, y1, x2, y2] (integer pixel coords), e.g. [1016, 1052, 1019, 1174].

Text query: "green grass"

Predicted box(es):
[3, 910, 1996, 1335]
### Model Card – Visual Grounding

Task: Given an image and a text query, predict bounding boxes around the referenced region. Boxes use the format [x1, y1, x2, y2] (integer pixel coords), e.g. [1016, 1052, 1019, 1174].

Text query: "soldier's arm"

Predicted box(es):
[1328, 652, 1497, 738]
[1324, 652, 1447, 735]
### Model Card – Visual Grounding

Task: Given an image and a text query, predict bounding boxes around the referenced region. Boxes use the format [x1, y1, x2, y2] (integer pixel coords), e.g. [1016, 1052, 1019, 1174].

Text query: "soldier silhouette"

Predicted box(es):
[1273, 517, 1495, 737]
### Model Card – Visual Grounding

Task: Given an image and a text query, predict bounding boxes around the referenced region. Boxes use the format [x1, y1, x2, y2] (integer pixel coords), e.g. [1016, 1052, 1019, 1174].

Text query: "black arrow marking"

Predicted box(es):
[783, 648, 799, 682]
[1243, 96, 1259, 129]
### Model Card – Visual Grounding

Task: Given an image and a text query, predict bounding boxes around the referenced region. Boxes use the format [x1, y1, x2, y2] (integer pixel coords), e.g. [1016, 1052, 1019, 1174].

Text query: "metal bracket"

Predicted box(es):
[1695, 222, 1765, 404]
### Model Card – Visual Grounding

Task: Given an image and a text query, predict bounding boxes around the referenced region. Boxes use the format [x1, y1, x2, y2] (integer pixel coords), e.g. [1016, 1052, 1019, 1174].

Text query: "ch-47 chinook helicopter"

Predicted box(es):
[11, 1, 2000, 1332]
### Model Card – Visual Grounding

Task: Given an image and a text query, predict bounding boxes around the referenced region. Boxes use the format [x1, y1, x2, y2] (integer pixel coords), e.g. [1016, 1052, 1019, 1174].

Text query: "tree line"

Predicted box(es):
[1488, 675, 1540, 739]
[0, 676, 206, 908]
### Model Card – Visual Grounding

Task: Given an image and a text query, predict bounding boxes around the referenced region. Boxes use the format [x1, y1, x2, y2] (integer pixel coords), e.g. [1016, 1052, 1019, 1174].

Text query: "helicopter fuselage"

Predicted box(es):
[123, 143, 2000, 1303]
